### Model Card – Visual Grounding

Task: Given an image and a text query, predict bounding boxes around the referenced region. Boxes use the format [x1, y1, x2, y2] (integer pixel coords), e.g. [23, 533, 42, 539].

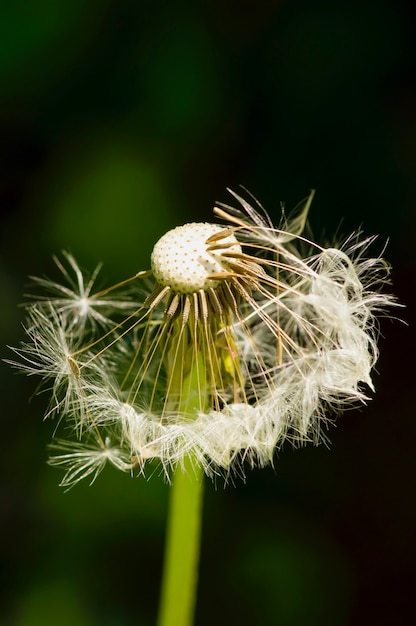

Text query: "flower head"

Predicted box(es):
[10, 190, 394, 487]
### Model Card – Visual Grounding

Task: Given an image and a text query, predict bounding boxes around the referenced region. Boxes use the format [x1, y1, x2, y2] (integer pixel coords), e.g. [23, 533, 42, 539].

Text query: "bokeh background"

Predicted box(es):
[1, 1, 415, 625]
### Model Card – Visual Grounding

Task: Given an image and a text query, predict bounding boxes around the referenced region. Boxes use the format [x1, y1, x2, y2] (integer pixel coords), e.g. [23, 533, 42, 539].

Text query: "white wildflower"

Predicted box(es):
[10, 189, 394, 486]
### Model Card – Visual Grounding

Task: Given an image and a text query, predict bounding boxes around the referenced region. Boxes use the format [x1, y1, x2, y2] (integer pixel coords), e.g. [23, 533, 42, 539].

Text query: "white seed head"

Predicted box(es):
[151, 222, 241, 294]
[10, 189, 396, 488]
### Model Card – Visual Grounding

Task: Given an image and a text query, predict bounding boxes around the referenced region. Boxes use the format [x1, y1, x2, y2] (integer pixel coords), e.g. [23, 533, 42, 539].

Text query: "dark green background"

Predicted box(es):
[1, 1, 415, 625]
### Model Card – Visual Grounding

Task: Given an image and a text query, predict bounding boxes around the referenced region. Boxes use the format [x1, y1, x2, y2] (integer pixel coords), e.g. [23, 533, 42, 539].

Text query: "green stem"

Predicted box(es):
[156, 457, 204, 626]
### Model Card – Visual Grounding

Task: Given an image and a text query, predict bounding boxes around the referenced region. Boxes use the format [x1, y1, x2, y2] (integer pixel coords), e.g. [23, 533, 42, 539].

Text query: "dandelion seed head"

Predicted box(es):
[151, 222, 241, 293]
[9, 189, 396, 487]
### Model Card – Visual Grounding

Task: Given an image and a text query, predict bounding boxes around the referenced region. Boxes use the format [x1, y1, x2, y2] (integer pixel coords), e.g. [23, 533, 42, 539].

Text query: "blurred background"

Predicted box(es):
[1, 1, 415, 625]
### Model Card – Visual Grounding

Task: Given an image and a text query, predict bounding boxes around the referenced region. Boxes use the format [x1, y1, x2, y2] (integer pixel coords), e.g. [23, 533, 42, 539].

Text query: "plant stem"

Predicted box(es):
[156, 456, 204, 626]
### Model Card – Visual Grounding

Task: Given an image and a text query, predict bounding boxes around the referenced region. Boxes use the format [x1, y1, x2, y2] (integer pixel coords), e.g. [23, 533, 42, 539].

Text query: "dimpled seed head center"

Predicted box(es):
[151, 222, 241, 294]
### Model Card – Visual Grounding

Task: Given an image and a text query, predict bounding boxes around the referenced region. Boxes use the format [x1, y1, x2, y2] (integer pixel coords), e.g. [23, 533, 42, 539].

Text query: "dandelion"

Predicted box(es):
[10, 189, 393, 486]
[9, 188, 394, 626]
